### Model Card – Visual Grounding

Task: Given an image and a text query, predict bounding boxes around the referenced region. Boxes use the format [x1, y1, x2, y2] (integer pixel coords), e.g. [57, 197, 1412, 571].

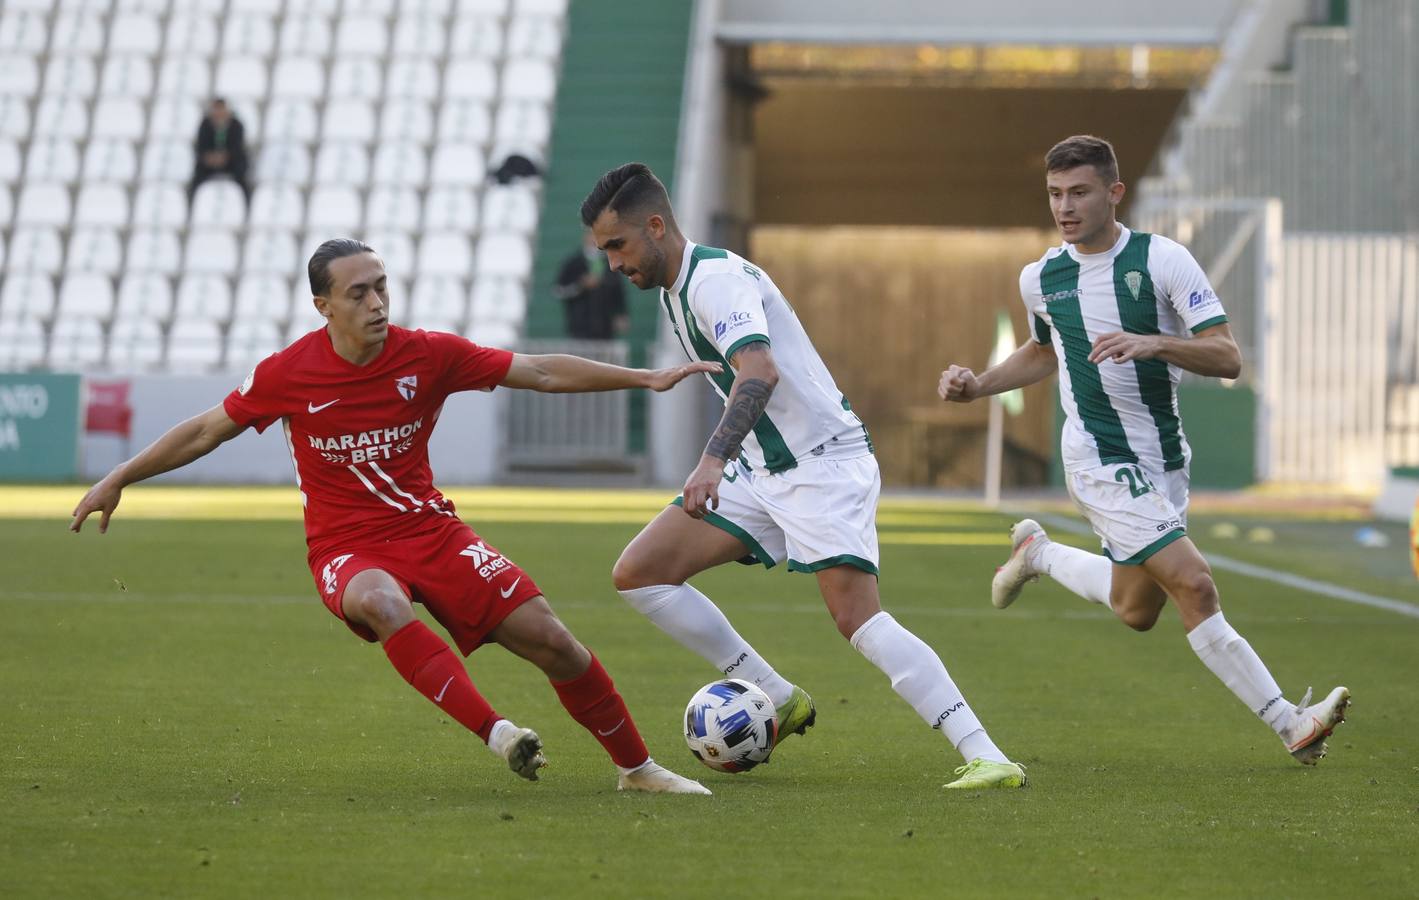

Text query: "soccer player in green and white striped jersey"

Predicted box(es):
[584, 163, 1026, 791]
[939, 135, 1349, 766]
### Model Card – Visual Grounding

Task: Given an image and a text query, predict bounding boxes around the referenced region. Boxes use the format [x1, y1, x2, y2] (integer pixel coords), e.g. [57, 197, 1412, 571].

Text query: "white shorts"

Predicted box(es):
[675, 454, 881, 575]
[1065, 462, 1189, 565]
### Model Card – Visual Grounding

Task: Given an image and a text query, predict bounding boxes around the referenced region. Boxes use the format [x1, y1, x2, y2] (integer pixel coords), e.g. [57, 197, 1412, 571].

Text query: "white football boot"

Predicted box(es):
[1282, 686, 1351, 766]
[991, 519, 1048, 609]
[488, 720, 548, 781]
[617, 760, 712, 795]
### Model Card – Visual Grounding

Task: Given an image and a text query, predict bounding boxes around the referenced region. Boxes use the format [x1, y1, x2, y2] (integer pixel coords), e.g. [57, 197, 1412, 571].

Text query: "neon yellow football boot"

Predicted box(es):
[770, 685, 817, 755]
[943, 758, 1028, 790]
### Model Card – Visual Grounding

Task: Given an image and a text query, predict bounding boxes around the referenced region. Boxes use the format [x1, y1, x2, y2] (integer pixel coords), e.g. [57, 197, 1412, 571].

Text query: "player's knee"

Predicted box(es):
[1176, 570, 1220, 615]
[1118, 603, 1161, 632]
[346, 586, 412, 631]
[612, 550, 659, 592]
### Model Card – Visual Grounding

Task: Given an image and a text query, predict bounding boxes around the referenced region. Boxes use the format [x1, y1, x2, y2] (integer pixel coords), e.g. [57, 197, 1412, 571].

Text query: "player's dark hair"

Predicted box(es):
[308, 238, 375, 297]
[580, 162, 672, 227]
[1045, 135, 1120, 186]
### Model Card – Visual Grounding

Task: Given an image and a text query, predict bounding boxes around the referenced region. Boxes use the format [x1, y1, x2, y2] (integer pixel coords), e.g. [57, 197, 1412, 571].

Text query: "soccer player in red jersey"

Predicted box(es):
[71, 238, 717, 794]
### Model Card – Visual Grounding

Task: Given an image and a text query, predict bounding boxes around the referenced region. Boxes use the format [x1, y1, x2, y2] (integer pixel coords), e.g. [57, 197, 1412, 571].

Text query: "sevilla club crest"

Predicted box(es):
[395, 375, 418, 401]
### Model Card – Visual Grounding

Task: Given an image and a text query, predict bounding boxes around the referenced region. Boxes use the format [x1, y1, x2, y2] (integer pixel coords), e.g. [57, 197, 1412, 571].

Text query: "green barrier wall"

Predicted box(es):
[0, 373, 81, 482]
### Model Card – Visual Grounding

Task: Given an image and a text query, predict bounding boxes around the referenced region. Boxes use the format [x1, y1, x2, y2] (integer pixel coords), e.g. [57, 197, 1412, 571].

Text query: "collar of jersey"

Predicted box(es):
[668, 240, 698, 298]
[1064, 223, 1131, 263]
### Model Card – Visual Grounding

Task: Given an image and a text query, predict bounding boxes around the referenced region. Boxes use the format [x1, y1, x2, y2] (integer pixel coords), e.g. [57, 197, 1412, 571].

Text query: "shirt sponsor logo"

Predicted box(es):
[308, 417, 423, 463]
[1188, 288, 1219, 310]
[459, 541, 512, 581]
[395, 374, 418, 401]
[1043, 288, 1081, 304]
[713, 310, 755, 341]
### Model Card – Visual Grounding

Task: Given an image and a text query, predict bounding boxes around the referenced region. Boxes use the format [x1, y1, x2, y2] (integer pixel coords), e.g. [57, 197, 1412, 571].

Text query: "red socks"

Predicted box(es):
[383, 621, 499, 742]
[552, 655, 649, 769]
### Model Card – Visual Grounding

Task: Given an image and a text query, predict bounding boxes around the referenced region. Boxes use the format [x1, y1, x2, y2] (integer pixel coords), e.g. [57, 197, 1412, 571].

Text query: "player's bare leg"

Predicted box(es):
[614, 507, 801, 711]
[1107, 565, 1168, 631]
[340, 569, 547, 779]
[1145, 539, 1349, 764]
[491, 596, 709, 794]
[817, 565, 1025, 789]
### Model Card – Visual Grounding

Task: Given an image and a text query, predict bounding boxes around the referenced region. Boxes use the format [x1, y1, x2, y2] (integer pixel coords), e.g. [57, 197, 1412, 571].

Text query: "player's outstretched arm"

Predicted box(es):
[1087, 322, 1241, 378]
[499, 353, 720, 393]
[682, 342, 778, 518]
[939, 341, 1057, 403]
[70, 404, 246, 534]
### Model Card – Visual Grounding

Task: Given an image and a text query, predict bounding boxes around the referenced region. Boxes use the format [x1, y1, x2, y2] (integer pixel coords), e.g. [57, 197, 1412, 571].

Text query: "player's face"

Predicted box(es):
[317, 252, 390, 346]
[1047, 166, 1124, 248]
[592, 209, 667, 290]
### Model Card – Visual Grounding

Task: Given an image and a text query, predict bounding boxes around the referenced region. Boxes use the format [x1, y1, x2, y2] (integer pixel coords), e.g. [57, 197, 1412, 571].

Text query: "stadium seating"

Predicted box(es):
[0, 0, 562, 371]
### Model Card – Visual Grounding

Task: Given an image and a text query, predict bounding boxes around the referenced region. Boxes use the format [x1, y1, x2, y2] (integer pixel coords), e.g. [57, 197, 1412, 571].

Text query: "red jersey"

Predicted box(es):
[223, 326, 513, 561]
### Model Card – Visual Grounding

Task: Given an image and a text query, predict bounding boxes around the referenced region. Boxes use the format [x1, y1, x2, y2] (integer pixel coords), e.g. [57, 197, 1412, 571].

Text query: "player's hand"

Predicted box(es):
[680, 456, 725, 519]
[646, 361, 721, 392]
[70, 473, 124, 534]
[938, 365, 980, 402]
[1089, 332, 1159, 365]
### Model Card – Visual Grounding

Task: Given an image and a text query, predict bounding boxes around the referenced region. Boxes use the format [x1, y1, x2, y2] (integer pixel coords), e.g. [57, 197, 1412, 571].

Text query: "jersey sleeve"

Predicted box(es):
[1019, 263, 1052, 345]
[426, 330, 515, 393]
[223, 352, 288, 434]
[693, 272, 769, 361]
[1153, 237, 1229, 333]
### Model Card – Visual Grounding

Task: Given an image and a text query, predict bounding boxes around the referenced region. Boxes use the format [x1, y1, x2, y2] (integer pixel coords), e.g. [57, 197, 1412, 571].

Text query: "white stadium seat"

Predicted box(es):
[410, 315, 458, 335]
[183, 230, 240, 275]
[402, 0, 453, 16]
[0, 12, 49, 54]
[25, 138, 82, 183]
[131, 183, 187, 228]
[393, 17, 446, 57]
[42, 56, 97, 97]
[475, 234, 532, 279]
[343, 0, 397, 15]
[423, 187, 478, 231]
[502, 59, 557, 103]
[335, 15, 388, 56]
[92, 98, 147, 141]
[271, 58, 325, 100]
[0, 96, 31, 139]
[166, 318, 225, 371]
[259, 142, 312, 185]
[33, 97, 88, 140]
[4, 0, 53, 12]
[0, 184, 9, 224]
[16, 183, 72, 227]
[506, 15, 563, 58]
[515, 0, 567, 14]
[229, 0, 284, 14]
[83, 139, 138, 183]
[241, 230, 298, 275]
[222, 14, 277, 57]
[362, 230, 415, 275]
[279, 14, 333, 58]
[6, 228, 64, 275]
[0, 274, 56, 320]
[0, 56, 38, 96]
[250, 184, 306, 230]
[287, 290, 327, 341]
[411, 276, 468, 324]
[417, 232, 473, 277]
[58, 273, 117, 321]
[265, 98, 320, 142]
[494, 100, 552, 147]
[110, 13, 163, 53]
[107, 317, 165, 370]
[444, 60, 498, 100]
[67, 228, 125, 275]
[215, 57, 269, 100]
[382, 276, 411, 325]
[191, 181, 248, 228]
[116, 0, 171, 14]
[321, 99, 376, 143]
[175, 273, 234, 322]
[225, 319, 283, 371]
[329, 58, 384, 100]
[125, 228, 183, 275]
[314, 142, 371, 185]
[285, 0, 341, 13]
[116, 273, 174, 320]
[365, 187, 421, 231]
[437, 99, 492, 144]
[372, 142, 427, 187]
[165, 16, 220, 57]
[471, 276, 528, 324]
[481, 183, 539, 233]
[141, 140, 193, 183]
[381, 99, 435, 145]
[157, 58, 212, 100]
[449, 15, 504, 58]
[0, 139, 20, 183]
[100, 56, 153, 97]
[75, 184, 131, 227]
[233, 274, 291, 323]
[386, 58, 440, 100]
[149, 97, 200, 141]
[430, 144, 486, 187]
[228, 99, 264, 144]
[306, 186, 363, 231]
[465, 319, 517, 349]
[0, 317, 46, 369]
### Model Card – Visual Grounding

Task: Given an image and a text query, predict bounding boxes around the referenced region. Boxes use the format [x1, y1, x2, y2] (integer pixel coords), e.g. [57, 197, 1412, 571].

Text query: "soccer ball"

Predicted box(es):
[683, 678, 778, 773]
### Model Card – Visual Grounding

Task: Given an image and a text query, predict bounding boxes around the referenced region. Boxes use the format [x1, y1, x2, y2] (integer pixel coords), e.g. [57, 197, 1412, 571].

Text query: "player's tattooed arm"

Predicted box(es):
[703, 341, 777, 461]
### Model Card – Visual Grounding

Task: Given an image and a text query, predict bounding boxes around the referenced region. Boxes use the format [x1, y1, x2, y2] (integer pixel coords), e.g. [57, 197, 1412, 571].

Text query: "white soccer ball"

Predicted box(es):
[683, 678, 779, 773]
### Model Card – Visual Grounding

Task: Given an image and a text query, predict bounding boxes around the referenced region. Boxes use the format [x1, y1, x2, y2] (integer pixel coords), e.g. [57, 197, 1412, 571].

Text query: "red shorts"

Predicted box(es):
[308, 518, 542, 655]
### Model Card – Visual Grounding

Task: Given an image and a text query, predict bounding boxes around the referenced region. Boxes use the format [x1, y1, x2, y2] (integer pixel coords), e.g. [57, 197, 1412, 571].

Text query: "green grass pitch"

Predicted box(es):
[3, 487, 1417, 898]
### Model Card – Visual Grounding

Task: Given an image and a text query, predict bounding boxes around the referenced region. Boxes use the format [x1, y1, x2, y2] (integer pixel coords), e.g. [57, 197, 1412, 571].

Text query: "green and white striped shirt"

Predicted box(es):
[1020, 225, 1228, 475]
[660, 241, 870, 474]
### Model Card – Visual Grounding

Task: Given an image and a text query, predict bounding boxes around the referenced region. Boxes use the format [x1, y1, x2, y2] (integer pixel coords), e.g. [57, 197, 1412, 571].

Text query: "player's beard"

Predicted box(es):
[642, 240, 666, 289]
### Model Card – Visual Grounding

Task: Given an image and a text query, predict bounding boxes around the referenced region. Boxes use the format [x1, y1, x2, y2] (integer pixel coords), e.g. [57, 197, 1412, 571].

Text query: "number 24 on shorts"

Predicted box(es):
[1114, 465, 1154, 498]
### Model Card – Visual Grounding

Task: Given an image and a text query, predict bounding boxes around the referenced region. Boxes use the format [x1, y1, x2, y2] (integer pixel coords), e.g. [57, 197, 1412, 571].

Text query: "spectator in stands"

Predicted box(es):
[555, 228, 628, 341]
[187, 98, 252, 211]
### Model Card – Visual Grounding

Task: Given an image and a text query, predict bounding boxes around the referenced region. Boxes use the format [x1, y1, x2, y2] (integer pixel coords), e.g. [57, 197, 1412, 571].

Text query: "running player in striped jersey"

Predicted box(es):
[71, 238, 717, 795]
[938, 135, 1349, 766]
[584, 163, 1027, 791]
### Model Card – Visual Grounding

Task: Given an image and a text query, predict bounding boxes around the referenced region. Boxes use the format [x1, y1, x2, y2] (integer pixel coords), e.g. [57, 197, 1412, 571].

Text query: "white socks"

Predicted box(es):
[1033, 539, 1113, 607]
[1187, 611, 1292, 733]
[618, 583, 794, 707]
[850, 611, 1008, 764]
